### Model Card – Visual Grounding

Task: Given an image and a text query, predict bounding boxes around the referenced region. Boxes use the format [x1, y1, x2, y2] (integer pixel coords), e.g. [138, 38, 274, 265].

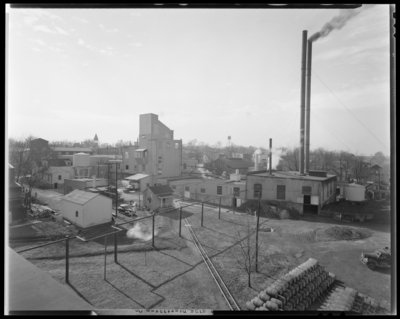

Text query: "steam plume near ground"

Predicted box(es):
[309, 5, 375, 42]
[127, 222, 158, 241]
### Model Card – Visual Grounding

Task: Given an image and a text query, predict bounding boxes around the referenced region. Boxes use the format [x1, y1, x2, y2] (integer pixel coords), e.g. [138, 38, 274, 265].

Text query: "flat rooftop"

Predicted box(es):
[249, 171, 336, 181]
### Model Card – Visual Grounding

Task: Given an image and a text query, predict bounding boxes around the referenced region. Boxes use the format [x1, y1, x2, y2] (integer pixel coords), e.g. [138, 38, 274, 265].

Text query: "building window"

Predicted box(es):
[158, 169, 162, 176]
[76, 211, 79, 217]
[175, 142, 179, 149]
[277, 185, 286, 200]
[158, 141, 162, 149]
[233, 187, 240, 197]
[166, 142, 170, 149]
[158, 156, 162, 164]
[201, 188, 205, 193]
[302, 186, 311, 195]
[183, 163, 187, 169]
[58, 175, 62, 180]
[126, 165, 129, 170]
[61, 152, 66, 155]
[142, 165, 145, 171]
[254, 184, 262, 198]
[172, 185, 176, 189]
[185, 186, 189, 191]
[146, 183, 149, 187]
[134, 165, 137, 171]
[217, 186, 222, 195]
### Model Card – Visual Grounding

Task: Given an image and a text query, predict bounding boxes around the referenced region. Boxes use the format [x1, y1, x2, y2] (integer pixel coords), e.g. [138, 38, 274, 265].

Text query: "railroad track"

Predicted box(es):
[183, 218, 240, 311]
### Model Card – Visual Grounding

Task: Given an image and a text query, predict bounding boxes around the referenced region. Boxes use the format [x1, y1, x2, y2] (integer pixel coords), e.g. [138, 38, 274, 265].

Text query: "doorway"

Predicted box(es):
[232, 197, 237, 207]
[54, 183, 58, 189]
[303, 195, 318, 214]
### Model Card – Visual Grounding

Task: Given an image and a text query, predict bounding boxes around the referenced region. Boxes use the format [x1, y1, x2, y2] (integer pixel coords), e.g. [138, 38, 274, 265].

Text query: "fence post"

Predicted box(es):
[152, 213, 155, 247]
[65, 237, 69, 284]
[114, 232, 117, 263]
[179, 207, 182, 237]
[255, 194, 261, 272]
[218, 197, 221, 219]
[104, 235, 107, 280]
[201, 201, 204, 227]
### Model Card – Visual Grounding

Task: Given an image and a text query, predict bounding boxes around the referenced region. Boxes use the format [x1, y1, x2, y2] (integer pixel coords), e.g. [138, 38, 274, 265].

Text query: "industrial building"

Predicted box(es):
[166, 170, 247, 208]
[121, 173, 152, 192]
[61, 189, 112, 228]
[63, 178, 108, 195]
[246, 170, 336, 215]
[181, 158, 198, 175]
[122, 113, 182, 186]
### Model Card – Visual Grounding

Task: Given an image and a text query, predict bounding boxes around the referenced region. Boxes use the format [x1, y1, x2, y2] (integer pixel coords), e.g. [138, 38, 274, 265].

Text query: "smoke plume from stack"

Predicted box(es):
[309, 5, 374, 42]
[266, 147, 285, 170]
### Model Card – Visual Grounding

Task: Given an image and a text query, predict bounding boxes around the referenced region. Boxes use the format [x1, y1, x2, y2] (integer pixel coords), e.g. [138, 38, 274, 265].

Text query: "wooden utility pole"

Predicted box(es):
[179, 207, 182, 237]
[65, 237, 69, 284]
[115, 162, 118, 217]
[201, 201, 204, 227]
[114, 232, 117, 263]
[152, 213, 155, 247]
[104, 235, 107, 280]
[255, 193, 261, 272]
[218, 197, 221, 219]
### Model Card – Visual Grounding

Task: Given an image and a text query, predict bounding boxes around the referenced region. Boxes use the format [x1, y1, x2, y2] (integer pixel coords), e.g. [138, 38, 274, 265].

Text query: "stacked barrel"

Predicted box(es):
[319, 287, 357, 311]
[246, 258, 336, 311]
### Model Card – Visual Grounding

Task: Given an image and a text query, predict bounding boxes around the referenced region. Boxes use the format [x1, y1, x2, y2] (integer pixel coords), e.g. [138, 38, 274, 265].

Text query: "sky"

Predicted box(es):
[7, 5, 392, 156]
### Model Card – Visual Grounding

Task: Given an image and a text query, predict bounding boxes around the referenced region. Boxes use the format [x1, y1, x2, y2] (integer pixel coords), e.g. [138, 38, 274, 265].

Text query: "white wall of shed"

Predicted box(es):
[82, 196, 112, 228]
[62, 200, 84, 227]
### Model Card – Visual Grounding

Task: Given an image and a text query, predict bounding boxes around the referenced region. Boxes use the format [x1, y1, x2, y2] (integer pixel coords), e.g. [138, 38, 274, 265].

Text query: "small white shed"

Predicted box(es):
[62, 189, 112, 228]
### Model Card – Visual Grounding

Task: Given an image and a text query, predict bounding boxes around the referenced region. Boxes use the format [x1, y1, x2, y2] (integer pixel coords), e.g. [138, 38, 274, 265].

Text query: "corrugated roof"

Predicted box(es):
[124, 174, 150, 180]
[148, 185, 174, 195]
[63, 189, 99, 205]
[220, 158, 254, 169]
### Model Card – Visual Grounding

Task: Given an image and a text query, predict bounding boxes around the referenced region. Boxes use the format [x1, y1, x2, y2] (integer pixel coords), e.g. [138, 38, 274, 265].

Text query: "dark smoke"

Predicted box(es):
[309, 5, 374, 42]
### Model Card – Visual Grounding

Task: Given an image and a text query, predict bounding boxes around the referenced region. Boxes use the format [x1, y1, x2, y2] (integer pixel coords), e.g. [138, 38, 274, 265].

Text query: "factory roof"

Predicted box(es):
[249, 170, 336, 182]
[63, 189, 99, 205]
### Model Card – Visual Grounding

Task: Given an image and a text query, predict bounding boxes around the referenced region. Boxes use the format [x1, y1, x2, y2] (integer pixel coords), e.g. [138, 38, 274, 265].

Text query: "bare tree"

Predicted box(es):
[277, 147, 299, 171]
[232, 219, 263, 287]
[9, 136, 58, 211]
[352, 155, 370, 184]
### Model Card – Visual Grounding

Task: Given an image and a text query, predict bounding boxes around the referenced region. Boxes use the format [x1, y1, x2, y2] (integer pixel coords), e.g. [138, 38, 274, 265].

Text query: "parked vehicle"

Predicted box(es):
[117, 204, 136, 217]
[360, 247, 391, 270]
[124, 184, 136, 193]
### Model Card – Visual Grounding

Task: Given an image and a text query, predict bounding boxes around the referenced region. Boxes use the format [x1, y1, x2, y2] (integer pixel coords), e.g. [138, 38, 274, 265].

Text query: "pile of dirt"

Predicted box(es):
[316, 226, 373, 242]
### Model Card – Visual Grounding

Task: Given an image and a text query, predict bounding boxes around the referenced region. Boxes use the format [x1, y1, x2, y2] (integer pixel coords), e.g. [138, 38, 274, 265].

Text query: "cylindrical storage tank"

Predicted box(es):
[73, 152, 90, 167]
[343, 184, 366, 202]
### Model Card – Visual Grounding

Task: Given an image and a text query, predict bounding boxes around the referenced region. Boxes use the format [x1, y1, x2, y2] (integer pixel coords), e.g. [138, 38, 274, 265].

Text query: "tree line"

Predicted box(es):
[276, 147, 390, 184]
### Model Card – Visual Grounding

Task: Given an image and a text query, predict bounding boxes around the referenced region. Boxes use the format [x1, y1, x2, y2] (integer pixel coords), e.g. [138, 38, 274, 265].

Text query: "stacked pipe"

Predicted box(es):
[246, 258, 336, 311]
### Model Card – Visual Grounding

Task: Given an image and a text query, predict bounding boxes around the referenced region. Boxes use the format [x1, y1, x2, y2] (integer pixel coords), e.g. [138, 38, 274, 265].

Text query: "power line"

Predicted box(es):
[310, 110, 355, 152]
[312, 69, 390, 152]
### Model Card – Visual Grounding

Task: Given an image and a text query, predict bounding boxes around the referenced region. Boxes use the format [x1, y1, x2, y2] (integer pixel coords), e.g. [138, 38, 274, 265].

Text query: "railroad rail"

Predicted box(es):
[183, 218, 241, 311]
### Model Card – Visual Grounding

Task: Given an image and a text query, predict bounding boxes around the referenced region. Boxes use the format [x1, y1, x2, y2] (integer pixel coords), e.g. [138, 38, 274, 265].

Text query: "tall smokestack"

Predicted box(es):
[299, 30, 307, 175]
[269, 138, 272, 175]
[305, 39, 312, 174]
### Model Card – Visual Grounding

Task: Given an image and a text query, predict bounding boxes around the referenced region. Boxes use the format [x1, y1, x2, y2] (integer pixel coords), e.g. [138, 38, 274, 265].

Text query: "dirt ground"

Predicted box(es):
[8, 188, 392, 310]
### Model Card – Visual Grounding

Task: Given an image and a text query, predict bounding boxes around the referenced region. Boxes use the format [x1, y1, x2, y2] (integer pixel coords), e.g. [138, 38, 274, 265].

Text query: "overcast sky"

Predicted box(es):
[7, 5, 391, 156]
